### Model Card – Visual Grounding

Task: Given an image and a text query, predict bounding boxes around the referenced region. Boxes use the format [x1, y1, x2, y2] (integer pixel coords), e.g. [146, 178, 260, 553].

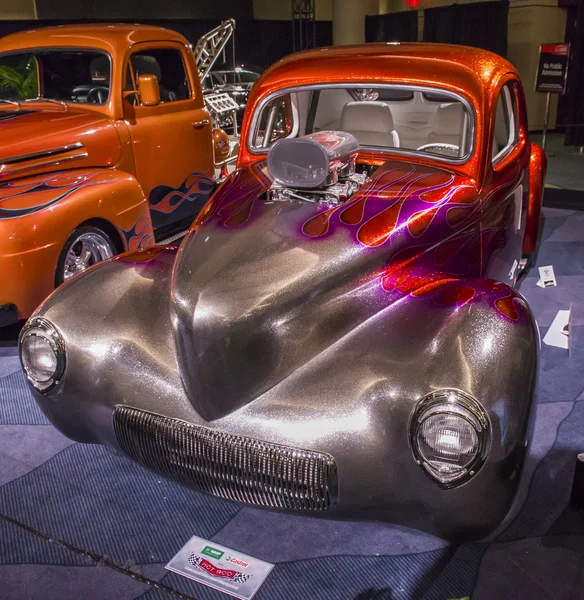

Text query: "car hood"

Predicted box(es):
[0, 108, 121, 182]
[171, 158, 480, 421]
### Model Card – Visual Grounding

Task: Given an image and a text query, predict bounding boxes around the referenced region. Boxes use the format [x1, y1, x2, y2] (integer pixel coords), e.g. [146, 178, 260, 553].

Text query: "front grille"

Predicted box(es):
[113, 405, 338, 511]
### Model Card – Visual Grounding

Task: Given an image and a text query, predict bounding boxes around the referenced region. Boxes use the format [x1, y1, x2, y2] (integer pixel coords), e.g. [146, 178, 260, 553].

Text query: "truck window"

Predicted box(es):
[0, 49, 110, 104]
[126, 48, 190, 103]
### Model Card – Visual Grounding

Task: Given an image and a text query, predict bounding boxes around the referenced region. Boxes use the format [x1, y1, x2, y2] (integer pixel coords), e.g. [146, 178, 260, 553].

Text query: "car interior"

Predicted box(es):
[0, 48, 192, 106]
[0, 50, 113, 104]
[127, 49, 190, 104]
[253, 86, 473, 160]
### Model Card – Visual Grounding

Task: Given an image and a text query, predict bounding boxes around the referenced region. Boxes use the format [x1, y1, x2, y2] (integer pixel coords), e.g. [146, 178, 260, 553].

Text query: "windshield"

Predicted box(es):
[210, 70, 259, 87]
[0, 49, 111, 105]
[251, 85, 474, 161]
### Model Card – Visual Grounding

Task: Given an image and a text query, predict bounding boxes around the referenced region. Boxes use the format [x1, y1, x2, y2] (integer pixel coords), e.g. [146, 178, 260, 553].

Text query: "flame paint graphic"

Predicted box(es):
[120, 215, 154, 252]
[199, 161, 271, 228]
[149, 173, 215, 215]
[413, 277, 523, 321]
[0, 170, 118, 220]
[206, 158, 525, 323]
[301, 163, 476, 247]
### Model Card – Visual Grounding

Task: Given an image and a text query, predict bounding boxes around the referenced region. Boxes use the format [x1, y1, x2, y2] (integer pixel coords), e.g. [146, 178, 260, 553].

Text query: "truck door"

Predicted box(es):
[123, 43, 215, 233]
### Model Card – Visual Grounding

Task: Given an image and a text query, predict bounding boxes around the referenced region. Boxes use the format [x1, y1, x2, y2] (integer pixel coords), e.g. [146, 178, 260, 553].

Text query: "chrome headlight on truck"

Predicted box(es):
[19, 317, 65, 393]
[410, 389, 490, 489]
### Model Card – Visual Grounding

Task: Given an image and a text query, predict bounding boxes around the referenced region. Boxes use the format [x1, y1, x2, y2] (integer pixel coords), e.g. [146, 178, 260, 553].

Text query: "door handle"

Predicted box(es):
[192, 119, 210, 129]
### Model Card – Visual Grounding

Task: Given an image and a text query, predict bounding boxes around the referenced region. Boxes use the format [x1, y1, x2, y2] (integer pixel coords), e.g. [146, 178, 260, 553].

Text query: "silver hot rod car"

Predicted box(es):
[20, 43, 546, 539]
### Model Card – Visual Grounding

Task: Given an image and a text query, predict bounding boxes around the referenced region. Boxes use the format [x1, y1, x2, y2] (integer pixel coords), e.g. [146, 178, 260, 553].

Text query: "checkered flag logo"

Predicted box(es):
[187, 553, 251, 584]
[231, 571, 251, 584]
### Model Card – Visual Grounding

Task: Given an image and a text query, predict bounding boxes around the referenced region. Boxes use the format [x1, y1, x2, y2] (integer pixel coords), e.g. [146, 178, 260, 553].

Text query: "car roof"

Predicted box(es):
[239, 43, 522, 179]
[0, 24, 189, 55]
[250, 42, 518, 108]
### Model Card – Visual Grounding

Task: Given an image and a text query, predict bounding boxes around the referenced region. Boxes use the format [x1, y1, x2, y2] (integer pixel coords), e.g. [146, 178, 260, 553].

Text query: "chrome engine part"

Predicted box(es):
[268, 171, 368, 205]
[267, 130, 367, 205]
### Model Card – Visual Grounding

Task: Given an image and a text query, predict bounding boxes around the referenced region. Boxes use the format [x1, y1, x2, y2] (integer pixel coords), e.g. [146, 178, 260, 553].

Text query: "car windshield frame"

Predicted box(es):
[247, 82, 476, 166]
[0, 47, 113, 106]
[211, 69, 259, 87]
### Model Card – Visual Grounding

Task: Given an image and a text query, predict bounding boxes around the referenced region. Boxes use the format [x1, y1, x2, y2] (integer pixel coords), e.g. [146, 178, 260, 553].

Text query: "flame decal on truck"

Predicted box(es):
[0, 170, 117, 220]
[149, 173, 215, 215]
[120, 215, 154, 252]
[148, 172, 215, 230]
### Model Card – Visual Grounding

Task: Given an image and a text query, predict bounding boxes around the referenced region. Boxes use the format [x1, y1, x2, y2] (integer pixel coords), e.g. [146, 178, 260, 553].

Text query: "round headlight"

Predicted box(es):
[410, 389, 490, 489]
[19, 317, 65, 393]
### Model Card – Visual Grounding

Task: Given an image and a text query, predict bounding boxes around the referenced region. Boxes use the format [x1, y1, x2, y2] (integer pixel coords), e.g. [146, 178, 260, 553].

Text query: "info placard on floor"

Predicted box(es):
[537, 265, 557, 288]
[166, 535, 274, 600]
[543, 308, 571, 350]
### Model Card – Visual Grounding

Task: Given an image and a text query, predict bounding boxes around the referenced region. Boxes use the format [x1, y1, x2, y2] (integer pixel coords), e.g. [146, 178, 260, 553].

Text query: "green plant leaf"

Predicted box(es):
[0, 56, 38, 98]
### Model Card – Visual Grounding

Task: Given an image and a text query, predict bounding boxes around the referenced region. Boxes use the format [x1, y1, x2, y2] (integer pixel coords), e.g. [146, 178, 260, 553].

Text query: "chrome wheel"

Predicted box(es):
[63, 232, 114, 281]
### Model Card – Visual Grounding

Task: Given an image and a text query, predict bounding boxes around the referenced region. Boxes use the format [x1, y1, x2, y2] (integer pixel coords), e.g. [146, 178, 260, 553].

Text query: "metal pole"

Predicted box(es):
[232, 29, 236, 69]
[542, 91, 551, 151]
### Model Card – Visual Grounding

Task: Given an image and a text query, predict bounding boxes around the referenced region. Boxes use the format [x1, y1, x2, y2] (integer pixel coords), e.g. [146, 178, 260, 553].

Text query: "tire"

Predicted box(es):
[55, 225, 117, 286]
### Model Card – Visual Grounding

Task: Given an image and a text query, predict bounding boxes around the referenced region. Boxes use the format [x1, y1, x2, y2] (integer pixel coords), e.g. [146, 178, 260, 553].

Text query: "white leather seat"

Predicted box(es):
[426, 103, 463, 147]
[340, 101, 400, 147]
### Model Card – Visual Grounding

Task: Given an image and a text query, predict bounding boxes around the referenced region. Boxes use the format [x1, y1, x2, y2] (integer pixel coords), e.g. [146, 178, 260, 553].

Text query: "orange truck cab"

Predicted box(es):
[0, 24, 218, 326]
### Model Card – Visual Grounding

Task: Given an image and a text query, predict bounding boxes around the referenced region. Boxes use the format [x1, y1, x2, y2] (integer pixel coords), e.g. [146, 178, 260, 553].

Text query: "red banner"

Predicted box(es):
[540, 44, 570, 56]
[198, 558, 239, 580]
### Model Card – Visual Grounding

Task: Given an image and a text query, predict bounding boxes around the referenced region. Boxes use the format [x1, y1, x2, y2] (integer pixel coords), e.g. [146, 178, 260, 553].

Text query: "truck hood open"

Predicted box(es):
[0, 108, 121, 182]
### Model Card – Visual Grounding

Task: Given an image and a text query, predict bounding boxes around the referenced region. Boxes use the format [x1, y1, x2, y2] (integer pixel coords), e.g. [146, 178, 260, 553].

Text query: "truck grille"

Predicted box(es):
[113, 405, 338, 511]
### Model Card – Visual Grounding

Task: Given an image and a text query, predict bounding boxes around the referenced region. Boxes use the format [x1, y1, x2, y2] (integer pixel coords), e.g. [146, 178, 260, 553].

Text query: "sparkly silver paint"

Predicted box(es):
[25, 207, 538, 539]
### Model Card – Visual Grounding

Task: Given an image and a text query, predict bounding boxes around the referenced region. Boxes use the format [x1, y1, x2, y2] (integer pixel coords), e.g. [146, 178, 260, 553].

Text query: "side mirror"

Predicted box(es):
[137, 74, 160, 107]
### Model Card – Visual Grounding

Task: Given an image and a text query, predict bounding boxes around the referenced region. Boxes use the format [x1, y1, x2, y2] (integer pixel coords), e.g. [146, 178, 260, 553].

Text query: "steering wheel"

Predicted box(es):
[86, 86, 109, 105]
[416, 142, 460, 156]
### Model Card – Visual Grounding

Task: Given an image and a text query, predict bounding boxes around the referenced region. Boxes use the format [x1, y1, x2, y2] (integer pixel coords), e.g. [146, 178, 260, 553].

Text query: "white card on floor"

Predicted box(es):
[543, 309, 570, 349]
[537, 265, 557, 288]
[166, 535, 274, 600]
[509, 259, 518, 280]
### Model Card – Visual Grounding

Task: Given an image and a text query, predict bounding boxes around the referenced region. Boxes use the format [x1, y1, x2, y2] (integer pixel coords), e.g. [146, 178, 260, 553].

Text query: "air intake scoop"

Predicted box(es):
[267, 130, 359, 188]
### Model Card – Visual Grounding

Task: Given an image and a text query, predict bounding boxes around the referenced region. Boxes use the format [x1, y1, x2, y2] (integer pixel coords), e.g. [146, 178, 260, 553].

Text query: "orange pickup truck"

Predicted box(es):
[0, 24, 224, 326]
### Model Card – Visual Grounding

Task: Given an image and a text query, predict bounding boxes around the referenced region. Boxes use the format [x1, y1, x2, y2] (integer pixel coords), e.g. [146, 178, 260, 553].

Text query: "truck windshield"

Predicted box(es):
[0, 49, 111, 105]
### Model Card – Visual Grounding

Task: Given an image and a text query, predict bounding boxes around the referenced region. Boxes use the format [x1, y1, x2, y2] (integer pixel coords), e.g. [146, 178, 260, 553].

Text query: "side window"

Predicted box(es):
[125, 48, 190, 104]
[0, 53, 38, 100]
[253, 95, 294, 148]
[492, 83, 519, 162]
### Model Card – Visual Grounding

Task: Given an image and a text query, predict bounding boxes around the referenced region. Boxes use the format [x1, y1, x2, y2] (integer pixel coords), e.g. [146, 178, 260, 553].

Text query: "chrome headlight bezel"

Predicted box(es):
[409, 389, 491, 489]
[19, 316, 66, 393]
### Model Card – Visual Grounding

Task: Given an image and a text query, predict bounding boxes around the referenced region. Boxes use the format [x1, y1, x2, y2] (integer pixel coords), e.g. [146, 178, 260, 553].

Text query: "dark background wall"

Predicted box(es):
[34, 0, 253, 20]
[558, 0, 584, 144]
[0, 18, 333, 70]
[423, 1, 509, 58]
[366, 2, 509, 58]
[365, 11, 417, 44]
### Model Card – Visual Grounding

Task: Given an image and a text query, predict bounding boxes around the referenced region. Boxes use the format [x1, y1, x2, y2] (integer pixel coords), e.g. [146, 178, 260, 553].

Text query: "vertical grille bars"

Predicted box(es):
[113, 405, 338, 511]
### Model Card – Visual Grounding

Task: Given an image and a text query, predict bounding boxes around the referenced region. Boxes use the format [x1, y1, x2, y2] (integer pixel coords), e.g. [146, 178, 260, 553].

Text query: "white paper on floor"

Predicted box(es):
[166, 535, 274, 600]
[537, 265, 557, 288]
[543, 308, 571, 350]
